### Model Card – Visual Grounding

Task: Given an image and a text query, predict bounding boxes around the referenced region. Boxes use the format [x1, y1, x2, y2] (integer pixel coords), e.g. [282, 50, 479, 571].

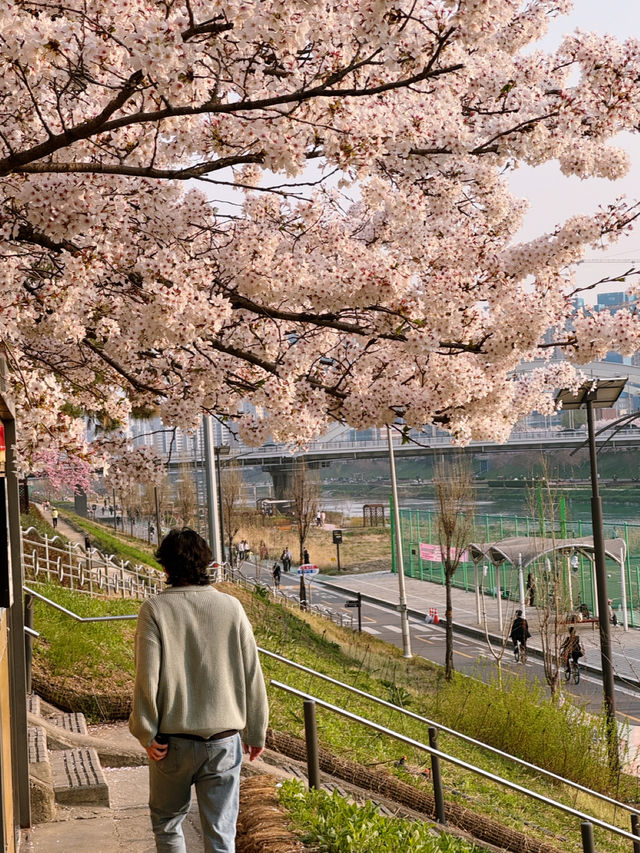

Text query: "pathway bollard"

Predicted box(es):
[580, 821, 595, 853]
[429, 726, 447, 825]
[304, 699, 321, 790]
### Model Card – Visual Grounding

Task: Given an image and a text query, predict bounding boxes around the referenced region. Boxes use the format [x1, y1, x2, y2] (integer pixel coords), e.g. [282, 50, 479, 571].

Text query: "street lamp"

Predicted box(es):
[386, 425, 412, 658]
[555, 376, 627, 770]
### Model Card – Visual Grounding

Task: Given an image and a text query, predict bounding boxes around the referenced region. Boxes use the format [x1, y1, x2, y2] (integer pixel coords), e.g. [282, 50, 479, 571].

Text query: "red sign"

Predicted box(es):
[297, 563, 319, 577]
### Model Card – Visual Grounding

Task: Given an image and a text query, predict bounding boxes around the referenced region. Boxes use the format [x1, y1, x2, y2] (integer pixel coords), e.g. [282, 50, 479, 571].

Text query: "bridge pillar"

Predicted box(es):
[262, 463, 293, 500]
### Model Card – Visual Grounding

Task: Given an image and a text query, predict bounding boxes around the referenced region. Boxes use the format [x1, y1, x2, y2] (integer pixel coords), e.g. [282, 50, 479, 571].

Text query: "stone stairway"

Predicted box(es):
[27, 695, 110, 823]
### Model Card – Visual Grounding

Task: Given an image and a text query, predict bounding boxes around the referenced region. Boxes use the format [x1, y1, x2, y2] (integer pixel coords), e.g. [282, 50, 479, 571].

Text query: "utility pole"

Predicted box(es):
[386, 425, 412, 658]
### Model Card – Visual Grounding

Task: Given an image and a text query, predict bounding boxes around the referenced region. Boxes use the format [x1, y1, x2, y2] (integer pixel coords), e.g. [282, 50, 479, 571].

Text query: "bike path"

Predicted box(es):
[314, 570, 640, 690]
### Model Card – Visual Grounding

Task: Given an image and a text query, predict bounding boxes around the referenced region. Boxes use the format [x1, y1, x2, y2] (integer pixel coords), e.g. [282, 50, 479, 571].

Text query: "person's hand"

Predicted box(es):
[146, 739, 169, 762]
[243, 743, 264, 761]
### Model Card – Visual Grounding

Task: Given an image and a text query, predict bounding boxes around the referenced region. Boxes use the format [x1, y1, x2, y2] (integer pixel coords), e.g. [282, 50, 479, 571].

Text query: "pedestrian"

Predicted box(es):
[272, 562, 281, 590]
[608, 599, 618, 626]
[129, 527, 268, 853]
[526, 573, 536, 607]
[303, 548, 310, 565]
[281, 547, 291, 573]
[51, 507, 59, 529]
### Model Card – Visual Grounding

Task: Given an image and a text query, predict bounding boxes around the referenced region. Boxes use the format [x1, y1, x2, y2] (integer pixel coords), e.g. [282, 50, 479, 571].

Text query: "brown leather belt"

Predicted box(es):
[160, 730, 238, 743]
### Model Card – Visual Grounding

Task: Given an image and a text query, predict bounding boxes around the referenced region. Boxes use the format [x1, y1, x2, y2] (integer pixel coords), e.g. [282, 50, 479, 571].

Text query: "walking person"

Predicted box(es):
[281, 547, 291, 573]
[272, 562, 281, 591]
[526, 572, 536, 607]
[51, 507, 59, 529]
[303, 547, 310, 565]
[129, 527, 268, 853]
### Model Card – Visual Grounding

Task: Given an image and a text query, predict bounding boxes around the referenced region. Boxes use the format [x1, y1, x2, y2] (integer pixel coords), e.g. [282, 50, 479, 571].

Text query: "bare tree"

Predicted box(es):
[434, 457, 475, 681]
[527, 474, 567, 699]
[221, 462, 244, 563]
[291, 461, 320, 564]
[175, 463, 197, 527]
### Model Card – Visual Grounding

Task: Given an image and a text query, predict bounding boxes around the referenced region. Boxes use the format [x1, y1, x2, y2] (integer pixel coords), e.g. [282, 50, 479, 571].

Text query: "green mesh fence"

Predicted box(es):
[391, 506, 640, 628]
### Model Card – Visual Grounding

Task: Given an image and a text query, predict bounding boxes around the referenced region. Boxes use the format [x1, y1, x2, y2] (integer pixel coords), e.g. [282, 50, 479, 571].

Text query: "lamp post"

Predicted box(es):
[556, 377, 627, 771]
[386, 425, 412, 659]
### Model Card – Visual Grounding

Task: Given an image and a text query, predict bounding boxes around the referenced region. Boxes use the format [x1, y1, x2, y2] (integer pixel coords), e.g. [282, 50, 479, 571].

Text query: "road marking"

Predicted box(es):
[453, 649, 476, 660]
[362, 627, 381, 635]
[383, 625, 402, 633]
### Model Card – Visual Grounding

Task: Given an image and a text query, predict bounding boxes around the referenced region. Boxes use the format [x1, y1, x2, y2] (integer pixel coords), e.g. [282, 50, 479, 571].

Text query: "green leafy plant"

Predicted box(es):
[278, 779, 486, 852]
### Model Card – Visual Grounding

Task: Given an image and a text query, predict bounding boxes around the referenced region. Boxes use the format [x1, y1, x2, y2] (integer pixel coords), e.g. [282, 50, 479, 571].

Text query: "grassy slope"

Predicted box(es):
[29, 572, 638, 853]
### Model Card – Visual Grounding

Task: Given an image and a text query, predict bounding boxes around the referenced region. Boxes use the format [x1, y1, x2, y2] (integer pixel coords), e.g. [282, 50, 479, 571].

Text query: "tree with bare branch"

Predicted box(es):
[290, 461, 320, 565]
[221, 462, 244, 564]
[434, 457, 475, 681]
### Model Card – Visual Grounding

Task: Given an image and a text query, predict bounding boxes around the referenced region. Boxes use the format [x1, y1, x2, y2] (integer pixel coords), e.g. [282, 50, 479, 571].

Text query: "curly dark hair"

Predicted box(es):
[155, 527, 212, 586]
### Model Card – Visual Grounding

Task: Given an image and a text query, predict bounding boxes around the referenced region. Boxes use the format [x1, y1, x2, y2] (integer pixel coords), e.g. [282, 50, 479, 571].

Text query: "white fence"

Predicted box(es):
[21, 526, 165, 600]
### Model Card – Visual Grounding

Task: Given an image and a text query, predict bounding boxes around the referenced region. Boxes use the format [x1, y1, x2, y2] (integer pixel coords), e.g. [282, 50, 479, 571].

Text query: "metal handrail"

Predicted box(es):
[271, 680, 639, 846]
[23, 586, 138, 622]
[259, 648, 639, 817]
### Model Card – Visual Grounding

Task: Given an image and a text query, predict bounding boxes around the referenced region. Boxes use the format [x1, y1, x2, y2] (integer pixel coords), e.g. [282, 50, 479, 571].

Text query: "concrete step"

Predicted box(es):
[51, 711, 88, 736]
[50, 747, 110, 807]
[27, 697, 111, 811]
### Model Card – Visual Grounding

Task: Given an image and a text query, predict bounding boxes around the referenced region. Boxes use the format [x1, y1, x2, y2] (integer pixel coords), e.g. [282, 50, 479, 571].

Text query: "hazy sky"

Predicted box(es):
[512, 2, 640, 299]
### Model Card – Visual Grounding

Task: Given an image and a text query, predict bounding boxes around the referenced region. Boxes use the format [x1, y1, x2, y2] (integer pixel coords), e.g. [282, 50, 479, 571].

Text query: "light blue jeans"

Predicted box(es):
[149, 734, 242, 853]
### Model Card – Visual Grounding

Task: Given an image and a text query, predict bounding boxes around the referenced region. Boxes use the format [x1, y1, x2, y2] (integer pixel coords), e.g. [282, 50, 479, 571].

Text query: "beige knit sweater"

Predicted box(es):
[129, 585, 268, 748]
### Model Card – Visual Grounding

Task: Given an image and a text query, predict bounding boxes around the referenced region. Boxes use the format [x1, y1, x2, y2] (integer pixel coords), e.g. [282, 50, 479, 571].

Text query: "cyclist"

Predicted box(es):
[509, 610, 531, 661]
[560, 626, 584, 677]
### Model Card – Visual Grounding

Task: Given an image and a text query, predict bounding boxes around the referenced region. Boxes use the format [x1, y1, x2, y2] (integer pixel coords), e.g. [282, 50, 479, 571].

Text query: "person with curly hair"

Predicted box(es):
[130, 527, 268, 853]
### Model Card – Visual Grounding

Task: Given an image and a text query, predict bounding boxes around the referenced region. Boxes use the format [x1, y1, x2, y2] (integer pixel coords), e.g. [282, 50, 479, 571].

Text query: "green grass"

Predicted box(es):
[21, 506, 68, 542]
[279, 779, 486, 852]
[59, 509, 162, 570]
[32, 580, 138, 690]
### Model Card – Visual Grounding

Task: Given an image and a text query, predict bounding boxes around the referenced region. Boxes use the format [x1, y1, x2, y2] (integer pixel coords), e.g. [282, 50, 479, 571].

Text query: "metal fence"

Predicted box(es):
[394, 509, 640, 628]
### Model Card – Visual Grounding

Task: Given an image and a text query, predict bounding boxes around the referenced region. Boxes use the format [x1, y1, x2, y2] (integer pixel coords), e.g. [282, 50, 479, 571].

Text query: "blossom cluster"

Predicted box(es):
[0, 0, 640, 481]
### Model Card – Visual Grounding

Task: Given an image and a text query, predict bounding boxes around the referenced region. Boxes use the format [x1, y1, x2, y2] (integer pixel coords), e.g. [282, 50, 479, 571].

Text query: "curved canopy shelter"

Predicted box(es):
[467, 536, 628, 630]
[469, 536, 626, 569]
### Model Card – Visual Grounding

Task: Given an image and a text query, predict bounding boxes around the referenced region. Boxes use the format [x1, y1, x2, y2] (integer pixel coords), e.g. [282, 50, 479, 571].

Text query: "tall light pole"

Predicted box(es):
[556, 377, 627, 771]
[202, 414, 223, 563]
[387, 425, 412, 658]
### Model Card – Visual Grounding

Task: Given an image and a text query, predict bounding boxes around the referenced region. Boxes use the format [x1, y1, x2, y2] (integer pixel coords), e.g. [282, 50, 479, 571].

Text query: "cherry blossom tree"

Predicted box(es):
[2, 0, 640, 482]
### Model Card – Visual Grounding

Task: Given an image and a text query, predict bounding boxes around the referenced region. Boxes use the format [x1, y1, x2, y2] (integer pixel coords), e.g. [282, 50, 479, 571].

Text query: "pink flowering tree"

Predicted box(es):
[2, 0, 640, 480]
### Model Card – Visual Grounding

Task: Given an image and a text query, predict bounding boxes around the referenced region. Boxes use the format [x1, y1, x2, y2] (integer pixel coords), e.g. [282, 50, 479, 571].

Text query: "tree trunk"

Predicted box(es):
[445, 571, 454, 680]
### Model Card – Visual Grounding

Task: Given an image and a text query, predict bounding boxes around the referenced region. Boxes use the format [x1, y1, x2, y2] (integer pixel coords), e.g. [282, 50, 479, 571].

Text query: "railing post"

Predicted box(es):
[429, 726, 447, 825]
[581, 821, 595, 853]
[44, 533, 50, 579]
[67, 541, 74, 589]
[631, 814, 640, 853]
[24, 593, 34, 694]
[303, 699, 321, 791]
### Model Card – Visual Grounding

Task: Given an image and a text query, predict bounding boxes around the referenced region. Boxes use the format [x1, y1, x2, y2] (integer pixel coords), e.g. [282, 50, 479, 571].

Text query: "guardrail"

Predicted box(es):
[228, 563, 355, 630]
[271, 681, 640, 853]
[21, 526, 165, 600]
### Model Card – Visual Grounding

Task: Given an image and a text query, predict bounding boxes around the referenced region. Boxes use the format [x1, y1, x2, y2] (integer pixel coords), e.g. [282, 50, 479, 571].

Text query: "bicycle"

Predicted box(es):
[513, 639, 527, 664]
[564, 656, 580, 684]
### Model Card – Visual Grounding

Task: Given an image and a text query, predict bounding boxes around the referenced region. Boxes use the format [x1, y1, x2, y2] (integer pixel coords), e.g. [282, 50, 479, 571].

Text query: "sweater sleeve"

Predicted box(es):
[129, 602, 162, 747]
[239, 610, 269, 748]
